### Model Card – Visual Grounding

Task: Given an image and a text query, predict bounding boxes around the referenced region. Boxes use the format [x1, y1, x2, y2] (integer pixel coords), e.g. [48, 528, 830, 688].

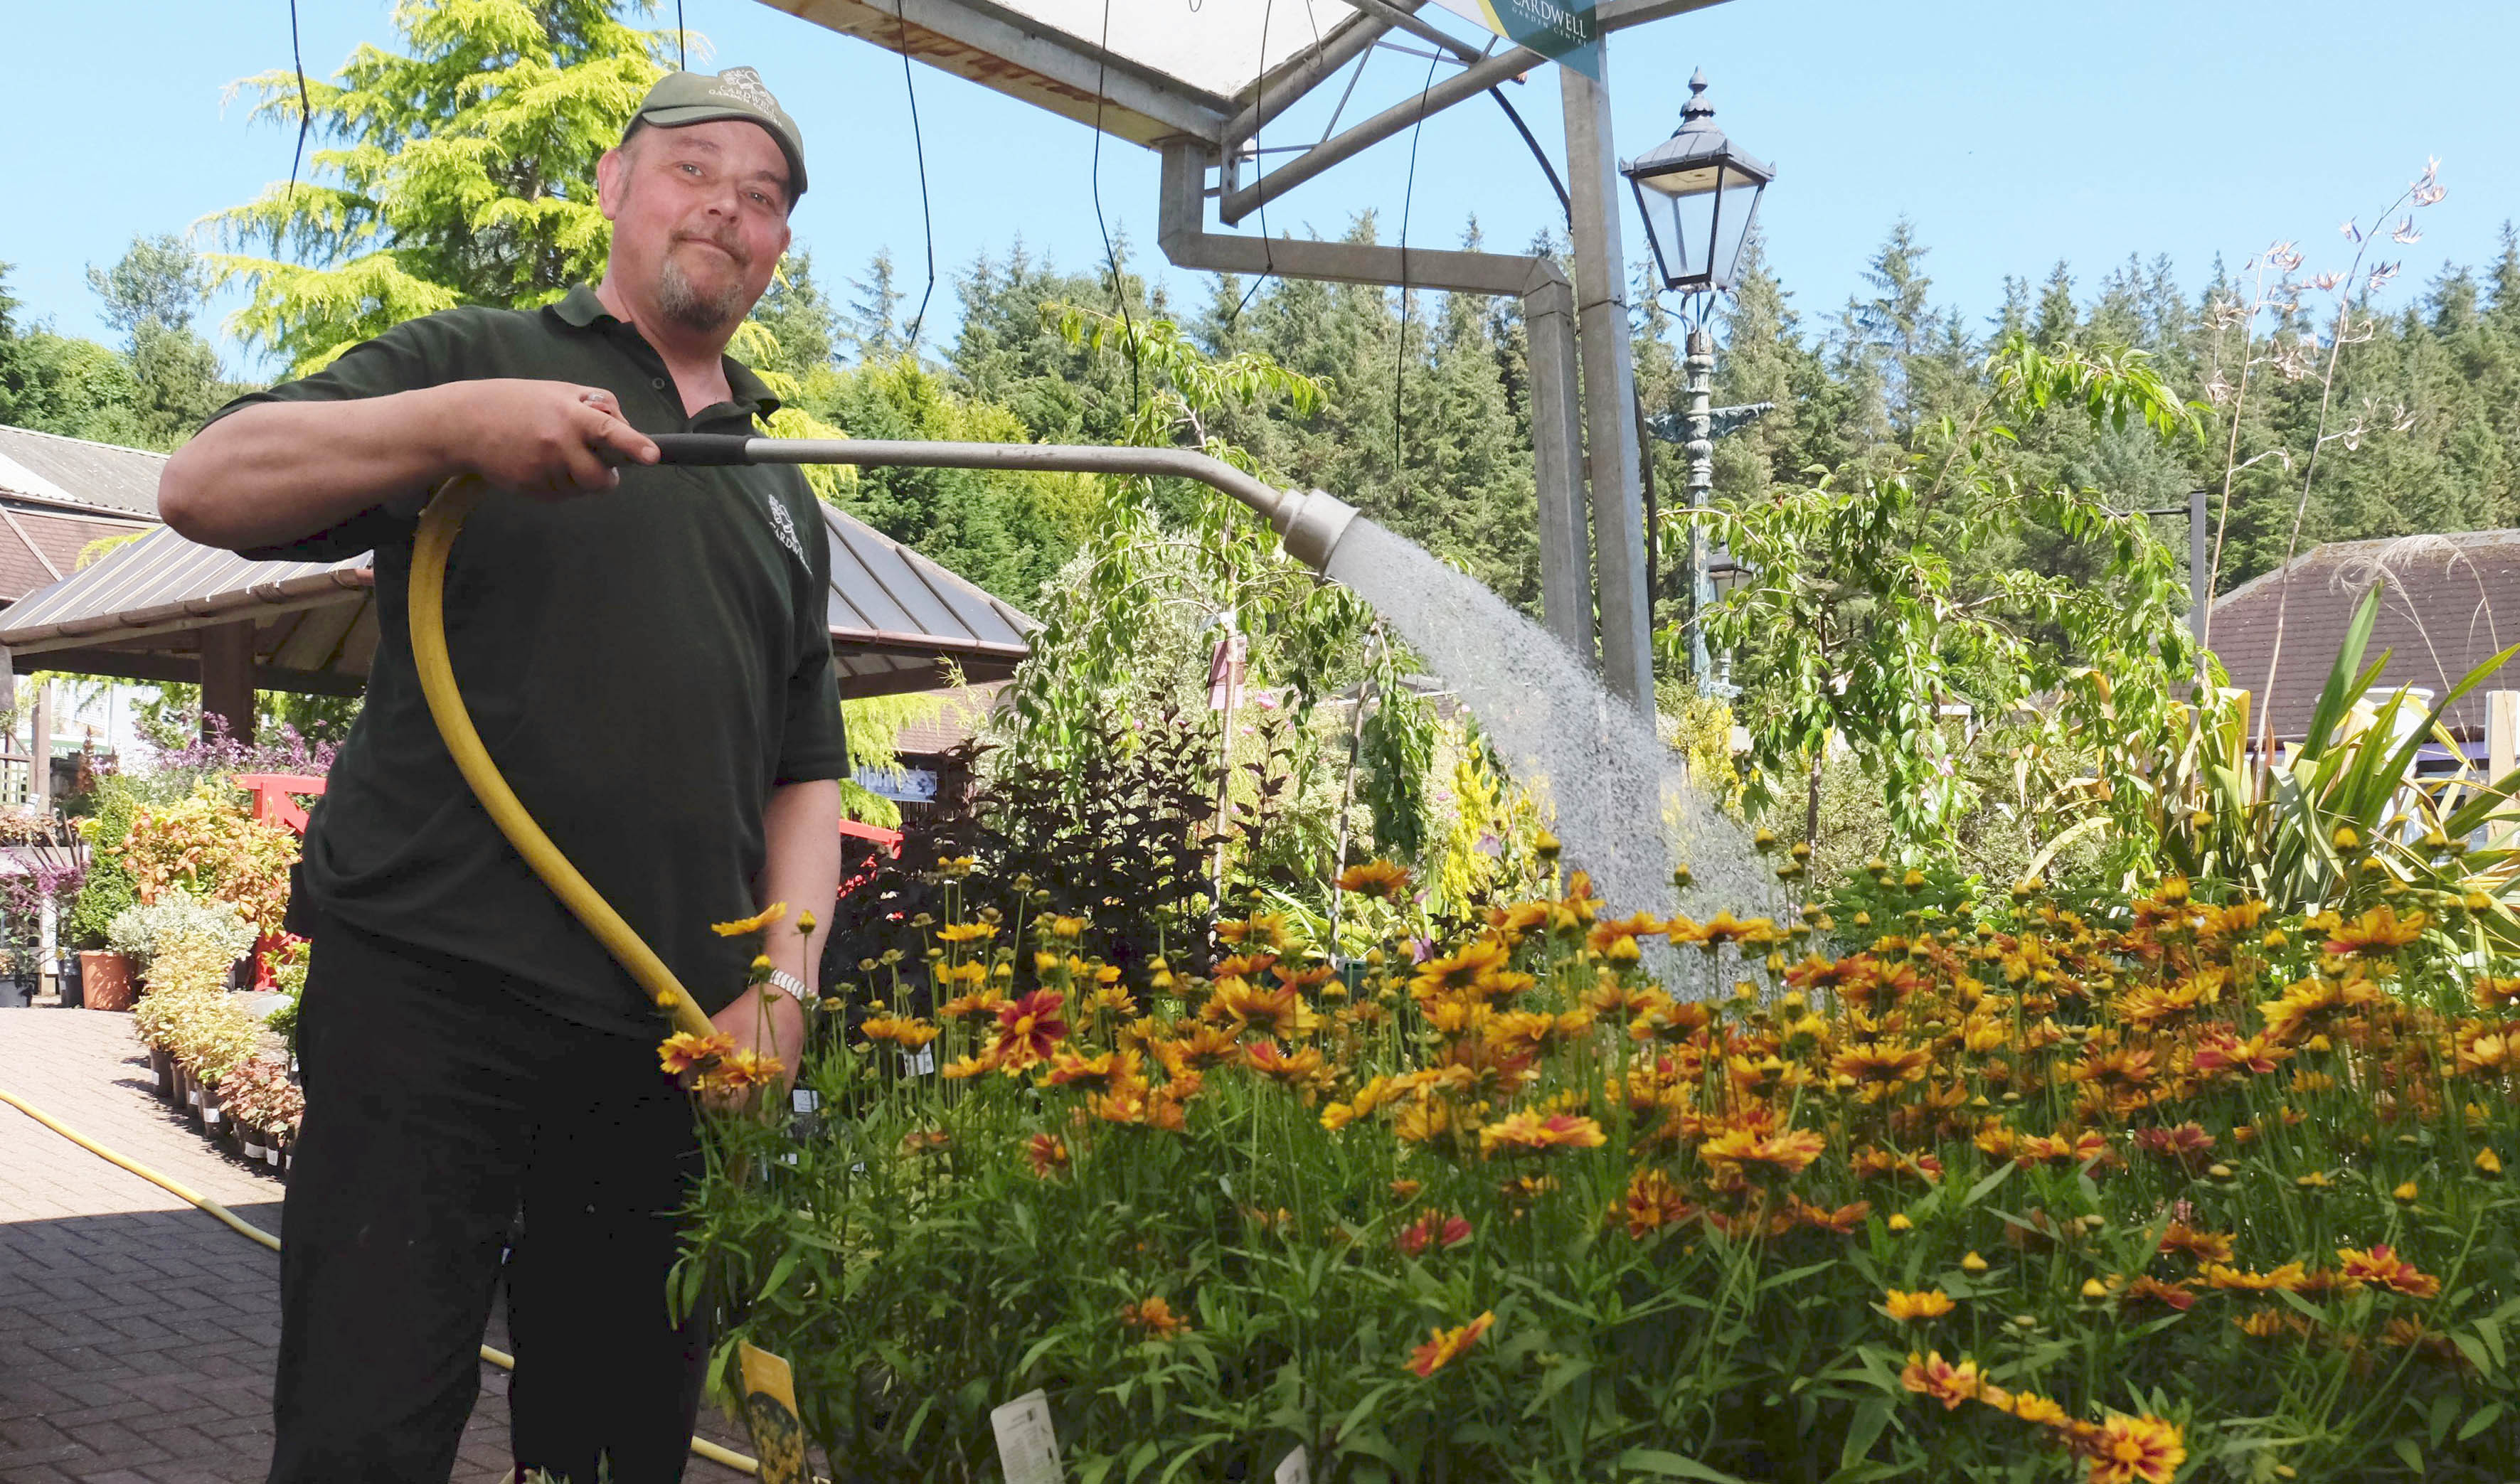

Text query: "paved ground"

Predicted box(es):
[0, 1008, 752, 1483]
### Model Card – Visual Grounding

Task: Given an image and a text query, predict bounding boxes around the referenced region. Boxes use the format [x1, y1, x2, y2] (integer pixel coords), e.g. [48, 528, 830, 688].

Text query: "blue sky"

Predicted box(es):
[9, 0, 2516, 378]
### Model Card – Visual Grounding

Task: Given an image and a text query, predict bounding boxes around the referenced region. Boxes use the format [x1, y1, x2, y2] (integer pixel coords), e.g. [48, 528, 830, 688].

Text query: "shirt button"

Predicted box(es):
[650, 378, 667, 390]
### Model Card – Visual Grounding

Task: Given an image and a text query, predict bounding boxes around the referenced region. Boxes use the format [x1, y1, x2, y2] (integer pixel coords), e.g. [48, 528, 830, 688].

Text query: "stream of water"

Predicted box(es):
[1322, 518, 1776, 931]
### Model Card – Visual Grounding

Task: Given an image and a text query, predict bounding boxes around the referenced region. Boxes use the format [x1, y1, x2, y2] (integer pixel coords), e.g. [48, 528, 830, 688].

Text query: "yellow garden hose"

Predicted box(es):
[0, 1084, 766, 1476]
[409, 474, 718, 1044]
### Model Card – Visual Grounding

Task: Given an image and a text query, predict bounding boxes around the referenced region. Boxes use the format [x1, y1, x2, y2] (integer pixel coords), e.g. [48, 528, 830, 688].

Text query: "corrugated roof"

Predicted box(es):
[0, 425, 169, 521]
[0, 498, 1034, 700]
[2209, 530, 2520, 742]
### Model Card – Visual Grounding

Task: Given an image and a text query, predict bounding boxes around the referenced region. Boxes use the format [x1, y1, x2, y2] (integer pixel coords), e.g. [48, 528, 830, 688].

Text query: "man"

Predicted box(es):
[159, 68, 841, 1484]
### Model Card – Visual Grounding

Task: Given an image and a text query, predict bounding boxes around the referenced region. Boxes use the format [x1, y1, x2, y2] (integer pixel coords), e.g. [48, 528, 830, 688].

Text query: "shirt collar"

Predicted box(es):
[546, 284, 782, 420]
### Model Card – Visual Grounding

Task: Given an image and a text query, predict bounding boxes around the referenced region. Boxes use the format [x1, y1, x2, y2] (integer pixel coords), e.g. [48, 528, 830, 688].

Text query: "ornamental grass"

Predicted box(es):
[679, 867, 2520, 1482]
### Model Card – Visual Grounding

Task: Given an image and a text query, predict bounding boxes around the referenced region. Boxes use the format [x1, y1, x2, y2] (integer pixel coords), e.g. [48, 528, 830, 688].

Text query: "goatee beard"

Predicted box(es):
[657, 250, 748, 333]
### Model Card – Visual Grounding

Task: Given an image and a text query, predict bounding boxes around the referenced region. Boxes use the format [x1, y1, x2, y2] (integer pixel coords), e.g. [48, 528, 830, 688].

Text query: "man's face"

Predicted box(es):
[597, 119, 792, 337]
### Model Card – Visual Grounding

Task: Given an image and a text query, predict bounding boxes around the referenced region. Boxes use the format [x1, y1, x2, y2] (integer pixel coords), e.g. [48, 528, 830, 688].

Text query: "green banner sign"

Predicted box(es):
[1428, 0, 1602, 79]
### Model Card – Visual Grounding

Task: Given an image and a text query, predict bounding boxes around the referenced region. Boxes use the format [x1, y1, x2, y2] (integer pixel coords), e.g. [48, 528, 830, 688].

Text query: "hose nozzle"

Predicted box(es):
[1267, 487, 1360, 574]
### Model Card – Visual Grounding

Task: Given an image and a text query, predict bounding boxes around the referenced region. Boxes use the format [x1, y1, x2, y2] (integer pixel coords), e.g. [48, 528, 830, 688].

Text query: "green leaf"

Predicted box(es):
[2393, 1436, 2425, 1475]
[1615, 1449, 1748, 1482]
[1841, 1394, 1896, 1468]
[2457, 1403, 2504, 1442]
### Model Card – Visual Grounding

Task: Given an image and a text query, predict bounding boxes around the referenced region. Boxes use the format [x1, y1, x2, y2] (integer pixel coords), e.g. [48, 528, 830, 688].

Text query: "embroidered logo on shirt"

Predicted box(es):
[764, 492, 808, 570]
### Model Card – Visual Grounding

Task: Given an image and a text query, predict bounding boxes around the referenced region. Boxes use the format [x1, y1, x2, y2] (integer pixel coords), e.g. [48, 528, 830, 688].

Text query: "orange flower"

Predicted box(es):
[1336, 860, 1412, 900]
[711, 901, 789, 937]
[1120, 1295, 1191, 1340]
[658, 1030, 735, 1078]
[2476, 976, 2520, 1011]
[900, 1128, 952, 1155]
[991, 989, 1070, 1071]
[2117, 1276, 2197, 1312]
[2192, 1029, 2288, 1077]
[2075, 1414, 2185, 1484]
[1898, 1350, 1985, 1409]
[1395, 1212, 1473, 1256]
[1673, 911, 1778, 951]
[1479, 1110, 1607, 1155]
[942, 1052, 999, 1079]
[2335, 1244, 2442, 1299]
[2157, 1222, 2233, 1266]
[1407, 1311, 1496, 1377]
[1243, 1040, 1327, 1087]
[859, 1015, 940, 1050]
[1698, 1126, 1826, 1180]
[1040, 1046, 1142, 1091]
[1409, 939, 1514, 999]
[1831, 1040, 1931, 1099]
[1618, 1168, 1696, 1239]
[700, 1048, 784, 1092]
[2202, 1261, 2309, 1293]
[2323, 904, 2426, 957]
[1215, 913, 1290, 949]
[935, 921, 997, 945]
[1882, 1288, 1955, 1321]
[1206, 977, 1310, 1039]
[1024, 1132, 1070, 1178]
[1155, 1023, 1243, 1072]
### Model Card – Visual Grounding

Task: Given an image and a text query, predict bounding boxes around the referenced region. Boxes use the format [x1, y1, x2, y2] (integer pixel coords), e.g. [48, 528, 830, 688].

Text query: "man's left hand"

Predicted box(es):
[710, 982, 805, 1104]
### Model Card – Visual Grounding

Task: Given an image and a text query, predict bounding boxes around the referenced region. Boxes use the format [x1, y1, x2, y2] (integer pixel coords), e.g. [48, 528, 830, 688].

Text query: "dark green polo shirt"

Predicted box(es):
[212, 285, 849, 1037]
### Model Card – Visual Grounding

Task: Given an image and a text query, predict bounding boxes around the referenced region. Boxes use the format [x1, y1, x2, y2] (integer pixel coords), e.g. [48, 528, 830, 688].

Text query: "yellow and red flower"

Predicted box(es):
[991, 990, 1070, 1072]
[1407, 1311, 1496, 1377]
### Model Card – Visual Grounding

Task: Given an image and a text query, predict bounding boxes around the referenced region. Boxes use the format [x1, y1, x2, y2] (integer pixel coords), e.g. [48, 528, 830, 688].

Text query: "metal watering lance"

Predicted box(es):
[410, 434, 1362, 1040]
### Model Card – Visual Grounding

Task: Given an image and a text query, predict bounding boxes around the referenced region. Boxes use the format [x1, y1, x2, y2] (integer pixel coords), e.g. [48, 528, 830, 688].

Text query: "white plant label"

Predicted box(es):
[792, 1088, 820, 1114]
[991, 1389, 1063, 1484]
[1275, 1446, 1310, 1484]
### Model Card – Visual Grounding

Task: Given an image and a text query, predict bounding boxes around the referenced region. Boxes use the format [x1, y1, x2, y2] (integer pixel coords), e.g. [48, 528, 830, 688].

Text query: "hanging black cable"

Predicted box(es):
[1088, 0, 1139, 414]
[1226, 0, 1281, 328]
[893, 0, 938, 351]
[1391, 43, 1442, 475]
[674, 0, 686, 71]
[284, 0, 312, 207]
[1488, 87, 1570, 225]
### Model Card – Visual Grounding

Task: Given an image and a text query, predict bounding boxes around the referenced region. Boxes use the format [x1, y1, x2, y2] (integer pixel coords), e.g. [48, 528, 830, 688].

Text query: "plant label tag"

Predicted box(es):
[792, 1088, 819, 1114]
[1275, 1446, 1310, 1484]
[904, 1047, 936, 1076]
[991, 1390, 1062, 1484]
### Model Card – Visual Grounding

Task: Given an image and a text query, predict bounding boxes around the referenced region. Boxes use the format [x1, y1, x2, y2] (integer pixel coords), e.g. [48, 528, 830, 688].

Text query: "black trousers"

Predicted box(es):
[267, 917, 711, 1484]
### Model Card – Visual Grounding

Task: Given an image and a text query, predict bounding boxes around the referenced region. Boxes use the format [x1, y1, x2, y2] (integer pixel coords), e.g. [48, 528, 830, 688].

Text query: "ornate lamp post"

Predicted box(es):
[1622, 70, 1773, 696]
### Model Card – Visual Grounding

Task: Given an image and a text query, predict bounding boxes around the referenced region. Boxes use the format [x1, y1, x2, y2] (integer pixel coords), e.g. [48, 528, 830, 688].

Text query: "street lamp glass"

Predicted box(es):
[1620, 70, 1772, 297]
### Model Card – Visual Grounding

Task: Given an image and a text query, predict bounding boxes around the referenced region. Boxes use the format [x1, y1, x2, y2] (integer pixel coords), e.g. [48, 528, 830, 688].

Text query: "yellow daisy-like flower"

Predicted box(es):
[1882, 1288, 1955, 1322]
[711, 902, 790, 938]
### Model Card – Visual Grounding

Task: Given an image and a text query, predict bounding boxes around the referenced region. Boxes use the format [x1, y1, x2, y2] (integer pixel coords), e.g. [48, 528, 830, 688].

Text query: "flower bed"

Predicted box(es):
[683, 865, 2520, 1482]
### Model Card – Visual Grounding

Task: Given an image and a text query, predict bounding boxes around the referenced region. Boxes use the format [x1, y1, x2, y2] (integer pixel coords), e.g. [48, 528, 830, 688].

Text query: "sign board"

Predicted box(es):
[992, 1389, 1064, 1484]
[854, 764, 940, 803]
[1427, 0, 1601, 78]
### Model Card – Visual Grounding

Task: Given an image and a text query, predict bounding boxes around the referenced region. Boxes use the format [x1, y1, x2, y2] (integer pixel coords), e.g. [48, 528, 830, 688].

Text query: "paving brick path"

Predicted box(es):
[0, 1008, 751, 1483]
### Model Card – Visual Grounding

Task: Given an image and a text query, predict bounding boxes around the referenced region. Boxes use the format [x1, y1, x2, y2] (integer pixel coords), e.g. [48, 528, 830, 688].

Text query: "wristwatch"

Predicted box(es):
[764, 968, 810, 1001]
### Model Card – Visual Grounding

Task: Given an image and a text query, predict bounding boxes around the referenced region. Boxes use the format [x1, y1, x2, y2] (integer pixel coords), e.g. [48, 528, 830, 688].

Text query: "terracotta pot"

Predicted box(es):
[78, 951, 138, 1013]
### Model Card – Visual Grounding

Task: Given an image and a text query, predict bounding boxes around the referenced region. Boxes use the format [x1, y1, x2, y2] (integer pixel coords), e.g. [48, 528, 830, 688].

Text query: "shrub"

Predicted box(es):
[105, 891, 256, 970]
[681, 870, 2520, 1483]
[134, 977, 264, 1087]
[117, 781, 297, 938]
[220, 1053, 303, 1138]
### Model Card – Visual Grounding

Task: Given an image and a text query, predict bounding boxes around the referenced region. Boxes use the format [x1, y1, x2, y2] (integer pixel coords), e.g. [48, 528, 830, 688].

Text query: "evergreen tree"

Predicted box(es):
[844, 249, 904, 363]
[208, 0, 671, 371]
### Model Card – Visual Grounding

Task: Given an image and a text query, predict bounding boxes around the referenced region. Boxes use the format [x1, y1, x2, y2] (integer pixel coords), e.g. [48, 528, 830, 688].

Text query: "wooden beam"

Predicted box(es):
[198, 621, 257, 746]
[22, 645, 367, 698]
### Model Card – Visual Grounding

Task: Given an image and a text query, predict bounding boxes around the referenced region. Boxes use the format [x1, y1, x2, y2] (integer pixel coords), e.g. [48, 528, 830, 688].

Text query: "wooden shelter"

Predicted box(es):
[0, 481, 1035, 742]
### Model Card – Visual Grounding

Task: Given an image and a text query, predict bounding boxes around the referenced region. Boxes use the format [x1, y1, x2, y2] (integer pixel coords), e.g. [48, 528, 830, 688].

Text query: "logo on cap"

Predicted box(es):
[712, 67, 783, 119]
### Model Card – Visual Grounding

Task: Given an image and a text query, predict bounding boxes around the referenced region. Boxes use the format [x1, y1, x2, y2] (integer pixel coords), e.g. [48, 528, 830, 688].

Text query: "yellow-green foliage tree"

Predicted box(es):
[211, 0, 674, 373]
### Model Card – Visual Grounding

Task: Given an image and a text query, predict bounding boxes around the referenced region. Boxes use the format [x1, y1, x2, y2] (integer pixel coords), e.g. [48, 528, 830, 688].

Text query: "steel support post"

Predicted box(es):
[2190, 481, 2210, 672]
[1526, 274, 1596, 663]
[1560, 50, 1656, 709]
[1683, 327, 1716, 695]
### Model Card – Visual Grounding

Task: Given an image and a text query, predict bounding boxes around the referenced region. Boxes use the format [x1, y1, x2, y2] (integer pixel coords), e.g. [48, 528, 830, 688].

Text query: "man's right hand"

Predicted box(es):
[163, 376, 666, 553]
[440, 380, 661, 498]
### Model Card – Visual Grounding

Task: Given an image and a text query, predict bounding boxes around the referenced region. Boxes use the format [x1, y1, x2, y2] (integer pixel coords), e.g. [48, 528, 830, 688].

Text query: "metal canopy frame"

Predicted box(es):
[753, 0, 1735, 708]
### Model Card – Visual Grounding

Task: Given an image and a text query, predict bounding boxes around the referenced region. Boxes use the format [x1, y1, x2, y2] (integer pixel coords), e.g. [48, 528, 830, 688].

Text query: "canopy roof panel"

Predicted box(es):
[0, 503, 1036, 701]
[760, 0, 1374, 144]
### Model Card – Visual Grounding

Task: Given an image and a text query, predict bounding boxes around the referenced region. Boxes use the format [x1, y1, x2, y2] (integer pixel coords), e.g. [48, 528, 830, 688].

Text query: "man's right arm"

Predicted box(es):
[160, 378, 661, 554]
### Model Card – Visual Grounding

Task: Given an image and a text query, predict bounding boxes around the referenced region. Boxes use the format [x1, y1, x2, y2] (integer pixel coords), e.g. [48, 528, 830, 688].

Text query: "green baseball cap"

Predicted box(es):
[633, 67, 807, 200]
